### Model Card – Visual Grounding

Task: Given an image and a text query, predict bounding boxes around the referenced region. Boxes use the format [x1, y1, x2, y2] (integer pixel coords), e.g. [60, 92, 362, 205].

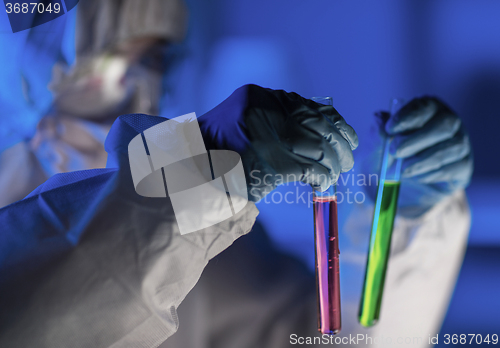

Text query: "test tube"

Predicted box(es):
[312, 96, 341, 335]
[358, 98, 405, 327]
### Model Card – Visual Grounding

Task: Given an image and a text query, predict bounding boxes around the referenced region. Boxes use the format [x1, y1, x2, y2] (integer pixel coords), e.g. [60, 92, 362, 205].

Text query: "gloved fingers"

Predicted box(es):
[273, 152, 335, 191]
[412, 155, 473, 186]
[281, 124, 342, 180]
[303, 98, 358, 150]
[317, 104, 359, 150]
[323, 128, 355, 172]
[401, 131, 471, 178]
[385, 97, 441, 134]
[293, 155, 337, 191]
[291, 108, 355, 172]
[390, 111, 462, 158]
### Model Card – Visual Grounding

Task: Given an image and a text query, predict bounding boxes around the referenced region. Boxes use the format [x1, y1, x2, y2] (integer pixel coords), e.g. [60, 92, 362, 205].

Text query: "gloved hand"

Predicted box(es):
[373, 97, 473, 217]
[198, 84, 359, 202]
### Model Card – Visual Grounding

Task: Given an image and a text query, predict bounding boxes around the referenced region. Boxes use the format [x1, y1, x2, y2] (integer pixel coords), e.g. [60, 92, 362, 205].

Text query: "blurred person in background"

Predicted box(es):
[0, 0, 186, 208]
[0, 1, 473, 348]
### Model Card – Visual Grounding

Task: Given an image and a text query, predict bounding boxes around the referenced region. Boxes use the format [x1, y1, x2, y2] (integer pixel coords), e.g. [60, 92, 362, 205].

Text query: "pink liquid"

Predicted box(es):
[313, 196, 341, 335]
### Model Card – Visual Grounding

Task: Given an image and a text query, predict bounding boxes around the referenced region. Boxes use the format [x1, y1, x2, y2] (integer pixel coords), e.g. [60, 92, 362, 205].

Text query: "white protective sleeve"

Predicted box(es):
[0, 112, 259, 348]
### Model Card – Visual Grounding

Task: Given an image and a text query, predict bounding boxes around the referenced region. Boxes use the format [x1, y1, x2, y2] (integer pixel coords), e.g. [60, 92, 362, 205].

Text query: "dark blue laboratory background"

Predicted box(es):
[1, 1, 499, 345]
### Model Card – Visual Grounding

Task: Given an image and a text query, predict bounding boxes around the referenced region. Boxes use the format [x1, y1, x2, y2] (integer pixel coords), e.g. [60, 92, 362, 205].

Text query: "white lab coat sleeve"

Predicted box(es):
[346, 190, 470, 348]
[0, 165, 259, 348]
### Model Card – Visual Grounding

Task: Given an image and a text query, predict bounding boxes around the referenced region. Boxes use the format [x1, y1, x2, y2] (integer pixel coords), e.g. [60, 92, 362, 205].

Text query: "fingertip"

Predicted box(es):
[347, 129, 359, 150]
[386, 97, 439, 134]
[336, 122, 359, 150]
[341, 157, 355, 173]
[315, 174, 331, 192]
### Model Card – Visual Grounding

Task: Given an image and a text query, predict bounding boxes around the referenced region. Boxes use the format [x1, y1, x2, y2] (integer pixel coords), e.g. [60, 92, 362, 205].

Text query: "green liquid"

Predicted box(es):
[359, 181, 400, 327]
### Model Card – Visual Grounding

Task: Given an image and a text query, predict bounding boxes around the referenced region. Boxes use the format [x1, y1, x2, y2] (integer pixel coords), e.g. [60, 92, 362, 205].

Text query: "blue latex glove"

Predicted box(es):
[199, 84, 359, 201]
[378, 97, 473, 217]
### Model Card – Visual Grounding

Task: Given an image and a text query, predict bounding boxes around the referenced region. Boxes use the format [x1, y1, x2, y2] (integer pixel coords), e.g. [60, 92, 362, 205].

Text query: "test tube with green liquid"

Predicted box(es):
[358, 99, 405, 327]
